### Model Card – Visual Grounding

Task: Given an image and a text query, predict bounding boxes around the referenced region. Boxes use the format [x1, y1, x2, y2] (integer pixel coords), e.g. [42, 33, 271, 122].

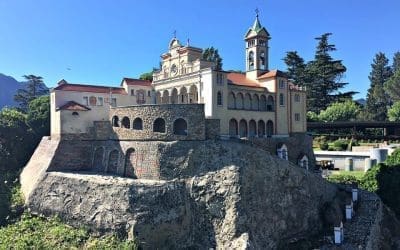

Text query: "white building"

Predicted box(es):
[50, 14, 306, 139]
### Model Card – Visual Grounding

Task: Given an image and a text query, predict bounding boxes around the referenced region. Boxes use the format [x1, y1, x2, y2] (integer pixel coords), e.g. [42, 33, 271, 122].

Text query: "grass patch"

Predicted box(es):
[327, 170, 365, 184]
[0, 213, 137, 249]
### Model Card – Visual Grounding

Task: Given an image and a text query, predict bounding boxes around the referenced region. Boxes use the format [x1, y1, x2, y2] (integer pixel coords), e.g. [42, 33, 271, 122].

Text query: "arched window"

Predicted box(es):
[153, 118, 166, 133]
[171, 88, 178, 104]
[277, 144, 288, 160]
[298, 155, 309, 170]
[124, 148, 137, 178]
[260, 95, 267, 111]
[239, 119, 248, 138]
[189, 85, 198, 103]
[107, 150, 119, 175]
[236, 93, 244, 109]
[217, 91, 223, 106]
[228, 92, 236, 109]
[252, 94, 259, 110]
[92, 147, 104, 172]
[279, 93, 285, 106]
[229, 118, 238, 137]
[173, 118, 187, 135]
[112, 116, 119, 127]
[260, 52, 266, 70]
[267, 95, 274, 111]
[249, 120, 256, 137]
[244, 93, 252, 110]
[258, 120, 265, 137]
[156, 91, 162, 104]
[162, 90, 169, 104]
[179, 86, 188, 103]
[72, 112, 79, 116]
[248, 51, 254, 70]
[266, 120, 274, 137]
[121, 117, 130, 129]
[132, 118, 143, 130]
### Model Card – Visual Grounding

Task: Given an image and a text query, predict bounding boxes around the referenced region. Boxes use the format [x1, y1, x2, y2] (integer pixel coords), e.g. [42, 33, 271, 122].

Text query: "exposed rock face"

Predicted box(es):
[24, 140, 337, 248]
[22, 139, 400, 249]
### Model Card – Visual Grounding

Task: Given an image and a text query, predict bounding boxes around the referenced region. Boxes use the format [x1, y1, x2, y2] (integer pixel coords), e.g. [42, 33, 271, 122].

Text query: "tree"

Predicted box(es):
[0, 108, 32, 171]
[14, 75, 48, 111]
[388, 102, 400, 121]
[384, 70, 400, 101]
[365, 53, 393, 121]
[283, 51, 307, 86]
[306, 33, 356, 113]
[202, 47, 223, 70]
[318, 100, 360, 122]
[139, 68, 158, 82]
[27, 96, 50, 138]
[384, 52, 400, 102]
[283, 33, 356, 113]
[393, 51, 400, 73]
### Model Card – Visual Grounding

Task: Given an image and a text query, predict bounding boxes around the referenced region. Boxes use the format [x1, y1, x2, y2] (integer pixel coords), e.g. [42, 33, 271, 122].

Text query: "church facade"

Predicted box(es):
[50, 14, 306, 140]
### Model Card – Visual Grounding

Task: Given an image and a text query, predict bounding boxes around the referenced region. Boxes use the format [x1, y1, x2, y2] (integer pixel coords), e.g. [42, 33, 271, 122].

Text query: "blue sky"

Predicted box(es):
[1, 0, 399, 99]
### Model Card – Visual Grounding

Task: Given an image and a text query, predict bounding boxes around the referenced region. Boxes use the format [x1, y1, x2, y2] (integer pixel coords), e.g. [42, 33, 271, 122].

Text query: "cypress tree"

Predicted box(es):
[365, 52, 393, 121]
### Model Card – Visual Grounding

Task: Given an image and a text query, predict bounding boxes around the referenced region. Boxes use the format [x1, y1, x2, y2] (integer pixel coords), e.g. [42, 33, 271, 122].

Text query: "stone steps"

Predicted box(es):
[319, 189, 380, 249]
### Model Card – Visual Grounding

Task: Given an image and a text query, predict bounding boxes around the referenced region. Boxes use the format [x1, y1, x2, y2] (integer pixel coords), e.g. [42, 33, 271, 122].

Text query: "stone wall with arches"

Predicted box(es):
[109, 104, 205, 141]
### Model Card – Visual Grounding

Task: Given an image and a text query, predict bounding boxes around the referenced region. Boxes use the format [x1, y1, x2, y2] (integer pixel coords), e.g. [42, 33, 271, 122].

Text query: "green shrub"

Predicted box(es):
[0, 213, 138, 249]
[328, 147, 335, 151]
[333, 139, 349, 151]
[360, 163, 400, 218]
[386, 148, 400, 166]
[327, 174, 358, 185]
[320, 142, 329, 150]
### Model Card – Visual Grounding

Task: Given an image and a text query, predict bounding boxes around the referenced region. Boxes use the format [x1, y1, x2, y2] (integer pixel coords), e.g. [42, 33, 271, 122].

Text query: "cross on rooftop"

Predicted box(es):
[255, 8, 259, 17]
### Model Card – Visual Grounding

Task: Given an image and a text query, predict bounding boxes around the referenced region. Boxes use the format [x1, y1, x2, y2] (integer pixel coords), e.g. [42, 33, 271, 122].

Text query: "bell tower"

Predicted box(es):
[244, 10, 270, 80]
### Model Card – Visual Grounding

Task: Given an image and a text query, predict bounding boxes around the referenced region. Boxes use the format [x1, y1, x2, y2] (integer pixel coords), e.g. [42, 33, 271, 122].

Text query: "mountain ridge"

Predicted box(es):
[0, 73, 48, 109]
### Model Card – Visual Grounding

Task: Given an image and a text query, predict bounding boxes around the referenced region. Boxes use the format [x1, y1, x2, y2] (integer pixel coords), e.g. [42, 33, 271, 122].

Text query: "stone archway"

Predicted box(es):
[249, 119, 257, 137]
[124, 148, 137, 178]
[267, 120, 274, 137]
[229, 118, 238, 137]
[258, 120, 265, 137]
[107, 150, 119, 175]
[239, 119, 248, 138]
[92, 147, 104, 172]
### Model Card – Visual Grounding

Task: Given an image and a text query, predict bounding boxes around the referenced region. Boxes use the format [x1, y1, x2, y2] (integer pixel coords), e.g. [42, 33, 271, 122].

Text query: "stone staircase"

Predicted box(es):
[320, 189, 381, 249]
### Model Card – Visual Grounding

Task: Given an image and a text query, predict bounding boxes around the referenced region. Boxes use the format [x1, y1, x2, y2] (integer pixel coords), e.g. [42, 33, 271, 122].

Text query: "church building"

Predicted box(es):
[50, 13, 307, 139]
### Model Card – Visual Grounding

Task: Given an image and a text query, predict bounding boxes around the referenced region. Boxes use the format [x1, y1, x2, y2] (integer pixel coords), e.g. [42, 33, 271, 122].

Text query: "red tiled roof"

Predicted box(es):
[257, 70, 287, 80]
[122, 78, 152, 87]
[53, 81, 127, 95]
[227, 72, 261, 87]
[57, 101, 90, 111]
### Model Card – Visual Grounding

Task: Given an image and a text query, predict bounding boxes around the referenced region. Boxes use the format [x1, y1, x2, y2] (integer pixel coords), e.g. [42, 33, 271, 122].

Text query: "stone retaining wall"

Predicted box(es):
[110, 104, 206, 141]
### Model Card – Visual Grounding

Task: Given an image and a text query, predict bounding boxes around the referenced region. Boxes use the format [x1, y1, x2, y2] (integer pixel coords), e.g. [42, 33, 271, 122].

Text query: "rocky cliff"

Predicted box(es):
[22, 139, 400, 249]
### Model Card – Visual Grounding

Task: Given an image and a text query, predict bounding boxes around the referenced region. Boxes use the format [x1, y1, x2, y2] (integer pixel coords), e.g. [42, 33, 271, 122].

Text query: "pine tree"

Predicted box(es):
[384, 52, 400, 102]
[365, 53, 393, 121]
[393, 52, 400, 72]
[202, 47, 223, 70]
[14, 75, 48, 112]
[284, 33, 355, 113]
[283, 51, 306, 86]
